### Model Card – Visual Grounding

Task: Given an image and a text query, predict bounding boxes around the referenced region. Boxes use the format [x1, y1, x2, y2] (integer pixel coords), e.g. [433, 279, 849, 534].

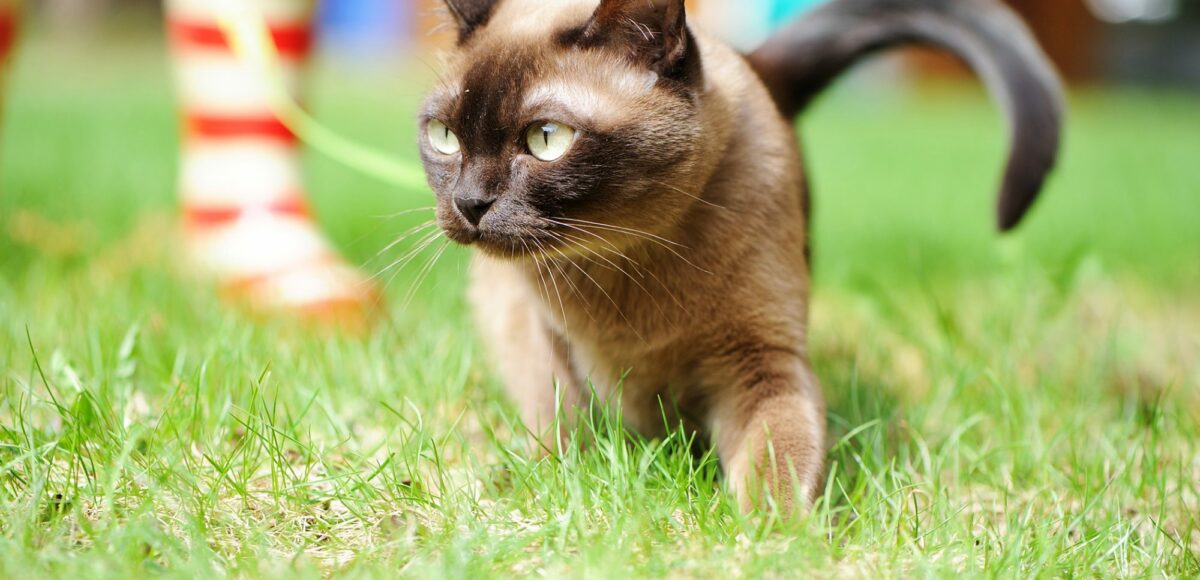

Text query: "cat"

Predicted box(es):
[418, 0, 1062, 512]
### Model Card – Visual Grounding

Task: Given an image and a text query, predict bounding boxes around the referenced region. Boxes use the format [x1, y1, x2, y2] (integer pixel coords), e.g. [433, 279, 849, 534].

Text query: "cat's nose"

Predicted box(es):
[454, 195, 494, 227]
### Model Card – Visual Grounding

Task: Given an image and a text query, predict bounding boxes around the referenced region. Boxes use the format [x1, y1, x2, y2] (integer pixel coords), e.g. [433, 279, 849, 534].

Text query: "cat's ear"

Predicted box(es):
[571, 0, 692, 78]
[442, 0, 500, 44]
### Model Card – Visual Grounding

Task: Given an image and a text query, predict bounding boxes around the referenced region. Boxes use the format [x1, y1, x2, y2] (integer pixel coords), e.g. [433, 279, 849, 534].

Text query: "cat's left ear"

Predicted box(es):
[571, 0, 692, 79]
[442, 0, 500, 44]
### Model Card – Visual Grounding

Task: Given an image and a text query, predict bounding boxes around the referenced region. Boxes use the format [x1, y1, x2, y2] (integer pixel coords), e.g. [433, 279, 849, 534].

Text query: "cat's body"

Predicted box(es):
[421, 0, 1061, 510]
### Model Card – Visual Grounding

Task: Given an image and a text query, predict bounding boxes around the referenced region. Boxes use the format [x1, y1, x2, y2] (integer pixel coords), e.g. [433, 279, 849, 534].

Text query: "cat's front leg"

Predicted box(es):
[707, 352, 827, 514]
[469, 257, 580, 450]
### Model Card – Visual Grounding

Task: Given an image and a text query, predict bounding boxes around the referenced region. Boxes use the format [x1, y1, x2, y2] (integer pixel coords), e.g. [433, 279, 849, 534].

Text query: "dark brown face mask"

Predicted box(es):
[419, 0, 707, 259]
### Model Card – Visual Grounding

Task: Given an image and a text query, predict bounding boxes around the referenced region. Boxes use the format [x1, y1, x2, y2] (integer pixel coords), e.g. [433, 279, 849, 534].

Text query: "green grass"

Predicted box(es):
[2, 36, 1199, 577]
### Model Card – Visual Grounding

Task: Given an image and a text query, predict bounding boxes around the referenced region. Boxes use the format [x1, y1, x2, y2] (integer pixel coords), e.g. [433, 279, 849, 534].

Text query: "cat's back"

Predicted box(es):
[687, 27, 809, 231]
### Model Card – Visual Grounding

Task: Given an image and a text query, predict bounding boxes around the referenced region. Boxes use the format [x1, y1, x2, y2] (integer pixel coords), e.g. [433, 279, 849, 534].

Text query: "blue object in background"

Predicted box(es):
[770, 0, 824, 27]
[314, 0, 822, 57]
[318, 0, 413, 57]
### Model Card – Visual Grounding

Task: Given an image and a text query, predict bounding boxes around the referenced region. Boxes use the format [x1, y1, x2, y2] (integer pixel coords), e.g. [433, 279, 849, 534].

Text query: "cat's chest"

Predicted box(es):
[523, 258, 713, 428]
[564, 337, 703, 436]
[533, 259, 697, 346]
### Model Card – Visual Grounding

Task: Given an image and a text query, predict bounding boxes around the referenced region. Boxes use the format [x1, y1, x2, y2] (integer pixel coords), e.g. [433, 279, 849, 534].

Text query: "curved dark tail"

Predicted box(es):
[746, 0, 1063, 231]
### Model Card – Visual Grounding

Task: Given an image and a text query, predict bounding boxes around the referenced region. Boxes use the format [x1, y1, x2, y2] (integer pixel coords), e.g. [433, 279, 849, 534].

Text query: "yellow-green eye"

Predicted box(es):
[526, 122, 576, 161]
[427, 120, 460, 155]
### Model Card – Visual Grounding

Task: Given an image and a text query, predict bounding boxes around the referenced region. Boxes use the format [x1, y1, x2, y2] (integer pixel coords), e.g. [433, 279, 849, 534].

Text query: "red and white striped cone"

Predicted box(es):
[0, 0, 17, 106]
[167, 0, 380, 327]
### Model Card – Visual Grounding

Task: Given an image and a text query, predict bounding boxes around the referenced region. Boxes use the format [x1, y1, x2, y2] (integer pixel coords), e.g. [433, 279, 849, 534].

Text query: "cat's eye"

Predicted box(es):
[526, 122, 576, 162]
[427, 119, 461, 155]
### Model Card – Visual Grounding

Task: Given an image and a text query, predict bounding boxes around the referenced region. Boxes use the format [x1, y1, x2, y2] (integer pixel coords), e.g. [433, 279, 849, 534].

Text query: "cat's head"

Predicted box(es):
[419, 0, 706, 259]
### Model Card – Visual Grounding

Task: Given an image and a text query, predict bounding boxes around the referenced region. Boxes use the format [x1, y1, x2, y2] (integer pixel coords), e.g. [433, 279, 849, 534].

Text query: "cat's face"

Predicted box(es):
[419, 0, 703, 259]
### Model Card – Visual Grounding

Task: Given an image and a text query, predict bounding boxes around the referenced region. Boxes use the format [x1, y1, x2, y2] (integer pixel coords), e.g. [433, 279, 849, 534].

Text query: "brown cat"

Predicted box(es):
[418, 0, 1062, 511]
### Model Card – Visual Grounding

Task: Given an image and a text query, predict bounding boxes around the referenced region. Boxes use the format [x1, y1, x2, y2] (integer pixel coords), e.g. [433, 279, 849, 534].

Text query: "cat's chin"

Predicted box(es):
[440, 226, 481, 247]
[442, 227, 565, 262]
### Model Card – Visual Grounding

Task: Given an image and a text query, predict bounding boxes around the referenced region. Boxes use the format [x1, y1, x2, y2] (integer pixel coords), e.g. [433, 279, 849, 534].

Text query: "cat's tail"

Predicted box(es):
[745, 0, 1063, 231]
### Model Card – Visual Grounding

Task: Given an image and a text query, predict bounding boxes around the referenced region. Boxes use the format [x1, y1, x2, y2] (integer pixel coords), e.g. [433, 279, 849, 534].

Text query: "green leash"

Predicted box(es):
[217, 2, 431, 194]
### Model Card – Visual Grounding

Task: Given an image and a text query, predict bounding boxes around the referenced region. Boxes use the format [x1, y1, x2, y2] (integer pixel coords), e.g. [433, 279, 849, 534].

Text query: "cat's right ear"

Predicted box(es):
[442, 0, 500, 44]
[566, 0, 694, 81]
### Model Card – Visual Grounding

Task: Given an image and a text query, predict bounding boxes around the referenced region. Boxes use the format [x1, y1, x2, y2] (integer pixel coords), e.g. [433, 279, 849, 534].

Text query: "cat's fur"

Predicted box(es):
[419, 0, 1062, 511]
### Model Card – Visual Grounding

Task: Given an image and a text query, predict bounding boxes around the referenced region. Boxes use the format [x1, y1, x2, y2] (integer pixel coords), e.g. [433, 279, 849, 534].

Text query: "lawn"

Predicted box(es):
[1, 33, 1198, 577]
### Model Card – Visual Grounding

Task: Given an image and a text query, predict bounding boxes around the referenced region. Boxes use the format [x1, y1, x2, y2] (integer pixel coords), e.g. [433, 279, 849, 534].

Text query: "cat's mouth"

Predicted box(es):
[442, 223, 573, 260]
